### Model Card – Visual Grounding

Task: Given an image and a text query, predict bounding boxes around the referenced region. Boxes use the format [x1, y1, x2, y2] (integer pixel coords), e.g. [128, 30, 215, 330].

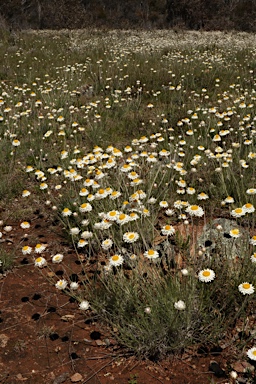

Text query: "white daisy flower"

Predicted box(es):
[224, 196, 234, 203]
[197, 192, 209, 200]
[22, 190, 31, 197]
[247, 347, 256, 361]
[81, 231, 93, 239]
[77, 239, 88, 248]
[161, 225, 175, 236]
[174, 300, 186, 310]
[101, 239, 113, 250]
[55, 279, 68, 290]
[62, 208, 72, 217]
[165, 209, 175, 216]
[79, 203, 92, 213]
[35, 257, 47, 268]
[231, 207, 245, 218]
[70, 282, 79, 290]
[144, 249, 159, 259]
[70, 227, 80, 236]
[110, 191, 121, 200]
[79, 300, 90, 310]
[238, 282, 255, 295]
[243, 203, 255, 213]
[198, 269, 215, 283]
[249, 236, 256, 245]
[109, 254, 124, 267]
[123, 232, 139, 243]
[52, 254, 64, 263]
[20, 221, 30, 229]
[22, 245, 32, 255]
[229, 228, 240, 238]
[246, 188, 256, 195]
[35, 243, 46, 253]
[186, 205, 204, 217]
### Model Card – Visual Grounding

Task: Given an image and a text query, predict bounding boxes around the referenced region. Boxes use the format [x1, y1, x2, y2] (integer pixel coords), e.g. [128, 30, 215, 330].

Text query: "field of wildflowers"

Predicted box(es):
[0, 29, 256, 378]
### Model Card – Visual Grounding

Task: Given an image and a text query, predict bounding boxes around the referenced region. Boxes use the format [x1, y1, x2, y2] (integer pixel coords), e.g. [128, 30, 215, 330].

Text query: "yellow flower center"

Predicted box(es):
[109, 211, 116, 217]
[202, 271, 210, 277]
[243, 283, 250, 289]
[119, 214, 126, 220]
[129, 234, 135, 239]
[36, 257, 42, 262]
[148, 250, 155, 256]
[253, 350, 256, 356]
[165, 225, 171, 230]
[235, 208, 243, 213]
[99, 189, 105, 194]
[191, 205, 199, 211]
[112, 255, 119, 261]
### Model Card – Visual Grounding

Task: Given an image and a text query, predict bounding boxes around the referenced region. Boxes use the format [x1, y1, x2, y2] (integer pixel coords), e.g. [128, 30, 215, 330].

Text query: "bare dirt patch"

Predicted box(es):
[0, 213, 253, 384]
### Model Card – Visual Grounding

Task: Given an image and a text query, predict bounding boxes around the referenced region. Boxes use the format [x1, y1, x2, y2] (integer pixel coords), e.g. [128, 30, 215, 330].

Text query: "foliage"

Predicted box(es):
[0, 30, 256, 363]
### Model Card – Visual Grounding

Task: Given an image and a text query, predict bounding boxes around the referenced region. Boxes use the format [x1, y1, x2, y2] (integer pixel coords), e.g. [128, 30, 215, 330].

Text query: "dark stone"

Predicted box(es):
[69, 273, 79, 282]
[49, 333, 59, 341]
[148, 351, 161, 362]
[69, 297, 76, 303]
[47, 306, 56, 313]
[21, 296, 29, 302]
[84, 318, 93, 324]
[31, 313, 41, 320]
[90, 331, 101, 340]
[198, 345, 208, 354]
[20, 258, 29, 265]
[70, 352, 79, 360]
[210, 346, 223, 355]
[209, 361, 225, 377]
[32, 293, 41, 300]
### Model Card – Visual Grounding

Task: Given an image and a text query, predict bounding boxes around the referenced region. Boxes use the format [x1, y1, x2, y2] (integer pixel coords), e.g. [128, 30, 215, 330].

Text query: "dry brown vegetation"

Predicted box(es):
[1, 0, 256, 31]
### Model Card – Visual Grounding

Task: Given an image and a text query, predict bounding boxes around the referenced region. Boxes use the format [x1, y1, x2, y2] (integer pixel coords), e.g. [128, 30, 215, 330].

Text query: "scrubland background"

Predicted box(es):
[1, 0, 256, 32]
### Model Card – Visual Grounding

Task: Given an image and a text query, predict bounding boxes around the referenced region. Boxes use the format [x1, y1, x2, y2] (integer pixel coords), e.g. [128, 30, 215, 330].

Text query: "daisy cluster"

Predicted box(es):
[1, 32, 255, 279]
[1, 30, 256, 358]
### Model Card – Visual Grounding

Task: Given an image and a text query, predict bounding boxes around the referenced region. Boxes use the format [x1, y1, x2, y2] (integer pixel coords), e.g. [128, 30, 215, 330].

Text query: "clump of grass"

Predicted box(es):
[0, 249, 15, 273]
